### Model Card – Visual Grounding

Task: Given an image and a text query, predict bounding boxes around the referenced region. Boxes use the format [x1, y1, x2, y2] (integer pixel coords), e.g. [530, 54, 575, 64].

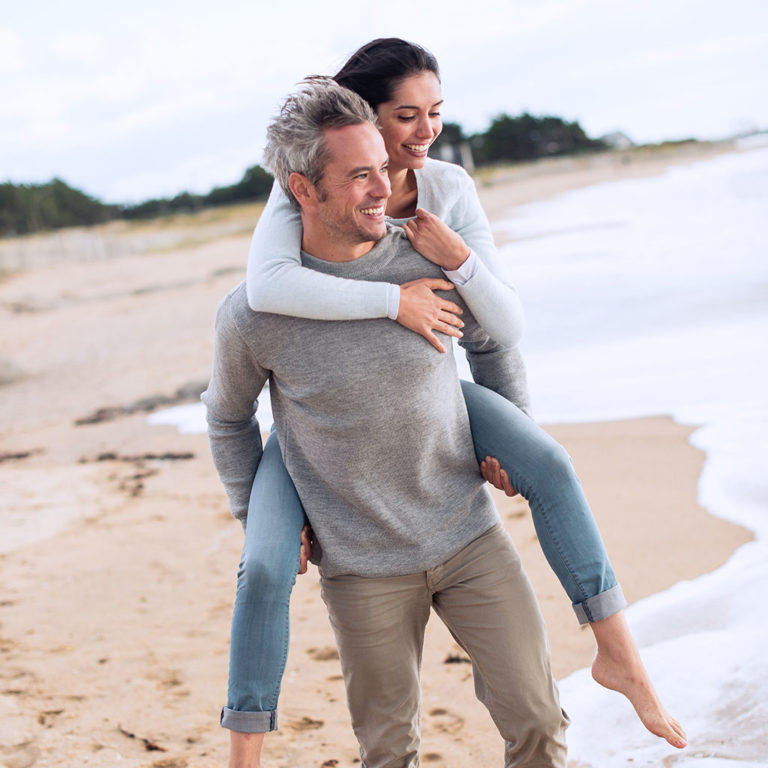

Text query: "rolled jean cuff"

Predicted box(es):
[572, 584, 627, 625]
[220, 706, 278, 733]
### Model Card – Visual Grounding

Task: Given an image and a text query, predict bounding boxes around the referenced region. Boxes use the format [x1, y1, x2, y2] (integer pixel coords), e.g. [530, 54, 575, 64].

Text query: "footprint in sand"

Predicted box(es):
[0, 358, 26, 386]
[443, 652, 471, 665]
[0, 742, 40, 768]
[1, 635, 19, 654]
[37, 708, 64, 727]
[153, 670, 191, 698]
[157, 671, 184, 689]
[306, 646, 339, 661]
[284, 715, 324, 732]
[427, 707, 465, 735]
[150, 759, 189, 768]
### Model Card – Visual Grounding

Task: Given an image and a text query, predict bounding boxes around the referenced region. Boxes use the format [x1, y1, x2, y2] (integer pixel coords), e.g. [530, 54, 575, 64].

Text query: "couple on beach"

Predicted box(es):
[202, 38, 687, 767]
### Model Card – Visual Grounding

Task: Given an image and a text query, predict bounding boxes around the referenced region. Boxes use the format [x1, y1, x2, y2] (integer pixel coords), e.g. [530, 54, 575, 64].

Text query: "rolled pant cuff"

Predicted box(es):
[220, 706, 278, 733]
[572, 584, 627, 625]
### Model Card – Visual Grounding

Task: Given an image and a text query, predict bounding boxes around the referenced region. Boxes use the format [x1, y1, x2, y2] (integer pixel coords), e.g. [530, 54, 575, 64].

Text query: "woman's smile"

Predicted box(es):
[376, 70, 443, 174]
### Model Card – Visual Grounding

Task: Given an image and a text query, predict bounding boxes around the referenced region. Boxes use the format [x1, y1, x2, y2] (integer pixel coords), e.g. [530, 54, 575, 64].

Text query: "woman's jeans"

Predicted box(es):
[221, 430, 306, 733]
[221, 379, 625, 733]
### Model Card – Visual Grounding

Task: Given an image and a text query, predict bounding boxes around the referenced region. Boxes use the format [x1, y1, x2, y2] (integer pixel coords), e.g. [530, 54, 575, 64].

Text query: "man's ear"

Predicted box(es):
[288, 172, 316, 209]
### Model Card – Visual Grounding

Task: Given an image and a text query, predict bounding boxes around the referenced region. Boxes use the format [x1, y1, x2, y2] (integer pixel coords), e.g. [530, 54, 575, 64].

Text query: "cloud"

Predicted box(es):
[2, 0, 767, 200]
[0, 26, 24, 74]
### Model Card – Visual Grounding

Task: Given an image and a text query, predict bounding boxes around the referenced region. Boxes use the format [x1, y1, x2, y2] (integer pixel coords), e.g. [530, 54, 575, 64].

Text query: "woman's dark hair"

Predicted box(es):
[334, 38, 440, 111]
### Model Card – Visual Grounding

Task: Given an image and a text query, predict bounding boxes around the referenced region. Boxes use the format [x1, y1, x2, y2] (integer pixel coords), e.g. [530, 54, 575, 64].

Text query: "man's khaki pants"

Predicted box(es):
[320, 524, 569, 768]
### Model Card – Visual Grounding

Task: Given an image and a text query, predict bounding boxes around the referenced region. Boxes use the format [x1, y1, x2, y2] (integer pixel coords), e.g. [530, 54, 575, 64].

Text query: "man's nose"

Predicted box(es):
[372, 171, 391, 198]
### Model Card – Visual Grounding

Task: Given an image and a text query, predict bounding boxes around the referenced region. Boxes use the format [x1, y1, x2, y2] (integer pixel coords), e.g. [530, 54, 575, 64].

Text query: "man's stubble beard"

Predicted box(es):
[315, 180, 386, 247]
[317, 207, 386, 247]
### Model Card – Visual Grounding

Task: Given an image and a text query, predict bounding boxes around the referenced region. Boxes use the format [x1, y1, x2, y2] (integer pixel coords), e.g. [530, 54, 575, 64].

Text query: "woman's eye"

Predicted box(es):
[430, 112, 441, 118]
[398, 116, 416, 122]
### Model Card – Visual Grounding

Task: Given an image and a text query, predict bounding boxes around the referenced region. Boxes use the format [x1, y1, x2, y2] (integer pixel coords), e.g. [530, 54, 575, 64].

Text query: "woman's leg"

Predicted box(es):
[460, 380, 687, 749]
[224, 431, 307, 766]
[460, 379, 623, 622]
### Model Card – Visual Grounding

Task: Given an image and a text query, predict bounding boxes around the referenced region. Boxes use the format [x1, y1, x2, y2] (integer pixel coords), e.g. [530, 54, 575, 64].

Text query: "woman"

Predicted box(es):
[227, 38, 686, 766]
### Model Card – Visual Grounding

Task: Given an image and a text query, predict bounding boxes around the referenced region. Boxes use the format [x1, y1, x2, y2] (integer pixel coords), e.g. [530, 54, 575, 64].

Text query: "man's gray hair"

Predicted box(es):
[263, 76, 378, 209]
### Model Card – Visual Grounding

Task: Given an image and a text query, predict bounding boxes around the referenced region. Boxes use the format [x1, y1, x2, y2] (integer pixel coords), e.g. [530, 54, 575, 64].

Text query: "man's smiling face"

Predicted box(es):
[313, 122, 391, 246]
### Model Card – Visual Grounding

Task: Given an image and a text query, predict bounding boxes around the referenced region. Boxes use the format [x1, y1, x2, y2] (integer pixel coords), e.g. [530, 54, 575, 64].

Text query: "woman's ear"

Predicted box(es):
[288, 172, 315, 209]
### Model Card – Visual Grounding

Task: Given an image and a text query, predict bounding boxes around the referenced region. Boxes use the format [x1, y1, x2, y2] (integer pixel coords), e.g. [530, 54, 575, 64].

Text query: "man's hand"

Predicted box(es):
[397, 278, 464, 353]
[402, 208, 470, 271]
[480, 456, 519, 497]
[298, 525, 312, 575]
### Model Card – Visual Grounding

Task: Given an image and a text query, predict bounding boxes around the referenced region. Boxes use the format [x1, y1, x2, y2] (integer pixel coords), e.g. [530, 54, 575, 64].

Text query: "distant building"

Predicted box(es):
[432, 141, 475, 172]
[600, 131, 635, 150]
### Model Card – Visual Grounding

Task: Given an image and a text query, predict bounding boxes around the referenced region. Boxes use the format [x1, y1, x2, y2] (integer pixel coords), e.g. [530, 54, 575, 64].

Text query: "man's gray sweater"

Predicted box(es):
[202, 227, 530, 578]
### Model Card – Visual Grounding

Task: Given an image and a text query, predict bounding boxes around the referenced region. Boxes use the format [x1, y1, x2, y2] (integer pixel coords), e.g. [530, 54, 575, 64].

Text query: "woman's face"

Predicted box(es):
[376, 71, 443, 172]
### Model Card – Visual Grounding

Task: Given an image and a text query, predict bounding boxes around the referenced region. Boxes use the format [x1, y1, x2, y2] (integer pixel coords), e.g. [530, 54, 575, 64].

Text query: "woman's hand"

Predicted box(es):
[480, 456, 519, 497]
[397, 278, 464, 353]
[298, 525, 312, 574]
[402, 208, 471, 271]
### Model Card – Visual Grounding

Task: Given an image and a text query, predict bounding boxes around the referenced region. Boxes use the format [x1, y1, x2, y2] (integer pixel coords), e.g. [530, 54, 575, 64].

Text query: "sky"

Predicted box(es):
[2, 0, 767, 204]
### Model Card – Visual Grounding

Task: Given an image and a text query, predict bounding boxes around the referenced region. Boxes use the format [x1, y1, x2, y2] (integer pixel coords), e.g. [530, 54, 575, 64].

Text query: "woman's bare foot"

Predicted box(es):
[590, 612, 687, 749]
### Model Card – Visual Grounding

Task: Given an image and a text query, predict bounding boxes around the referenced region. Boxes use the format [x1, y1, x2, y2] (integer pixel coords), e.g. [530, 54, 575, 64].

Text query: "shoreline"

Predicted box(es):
[518, 416, 753, 679]
[477, 139, 741, 223]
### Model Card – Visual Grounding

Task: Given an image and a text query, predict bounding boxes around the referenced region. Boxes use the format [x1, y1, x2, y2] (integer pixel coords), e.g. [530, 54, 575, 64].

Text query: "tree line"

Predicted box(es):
[1, 113, 605, 237]
[432, 112, 606, 164]
[0, 164, 275, 237]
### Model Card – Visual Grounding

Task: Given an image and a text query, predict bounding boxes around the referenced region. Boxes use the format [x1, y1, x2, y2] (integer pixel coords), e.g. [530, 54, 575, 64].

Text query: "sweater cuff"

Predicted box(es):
[386, 284, 401, 320]
[442, 250, 479, 286]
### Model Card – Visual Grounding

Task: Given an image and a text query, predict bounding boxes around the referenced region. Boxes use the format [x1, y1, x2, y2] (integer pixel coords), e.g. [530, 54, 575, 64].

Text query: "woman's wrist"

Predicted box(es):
[441, 246, 471, 271]
[442, 250, 479, 286]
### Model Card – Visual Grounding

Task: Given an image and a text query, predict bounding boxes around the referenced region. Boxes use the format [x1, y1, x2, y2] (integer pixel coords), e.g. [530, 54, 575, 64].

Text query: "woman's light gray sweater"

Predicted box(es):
[203, 227, 529, 578]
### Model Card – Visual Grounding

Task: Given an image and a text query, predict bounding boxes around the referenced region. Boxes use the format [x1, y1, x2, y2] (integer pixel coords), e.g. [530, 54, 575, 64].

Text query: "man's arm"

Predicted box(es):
[201, 291, 270, 528]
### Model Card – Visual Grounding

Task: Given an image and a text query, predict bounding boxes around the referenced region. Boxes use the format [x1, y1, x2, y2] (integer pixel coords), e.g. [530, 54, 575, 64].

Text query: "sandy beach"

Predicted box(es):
[0, 143, 754, 768]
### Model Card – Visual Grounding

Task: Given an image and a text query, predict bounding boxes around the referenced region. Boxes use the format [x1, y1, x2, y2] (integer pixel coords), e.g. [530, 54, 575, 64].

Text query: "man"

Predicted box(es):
[203, 78, 568, 767]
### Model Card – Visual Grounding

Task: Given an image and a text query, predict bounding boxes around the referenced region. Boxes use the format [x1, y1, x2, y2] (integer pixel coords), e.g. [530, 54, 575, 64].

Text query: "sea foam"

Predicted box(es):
[491, 147, 768, 764]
